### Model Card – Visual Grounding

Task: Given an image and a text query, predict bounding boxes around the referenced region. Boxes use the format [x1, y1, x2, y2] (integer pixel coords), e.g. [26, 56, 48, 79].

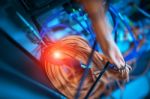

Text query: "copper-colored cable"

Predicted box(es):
[40, 35, 130, 99]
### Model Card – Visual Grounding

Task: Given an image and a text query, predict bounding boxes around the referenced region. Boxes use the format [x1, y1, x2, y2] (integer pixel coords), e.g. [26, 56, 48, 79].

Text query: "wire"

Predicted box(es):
[16, 11, 46, 45]
[78, 10, 95, 39]
[108, 8, 118, 43]
[84, 62, 110, 99]
[75, 39, 97, 99]
[70, 14, 91, 35]
[65, 4, 95, 39]
[109, 5, 138, 61]
[136, 7, 150, 18]
[133, 4, 150, 18]
[40, 9, 64, 37]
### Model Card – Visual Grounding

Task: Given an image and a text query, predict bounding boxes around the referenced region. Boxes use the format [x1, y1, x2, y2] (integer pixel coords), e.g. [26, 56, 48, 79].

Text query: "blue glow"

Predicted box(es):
[47, 19, 60, 28]
[112, 76, 150, 99]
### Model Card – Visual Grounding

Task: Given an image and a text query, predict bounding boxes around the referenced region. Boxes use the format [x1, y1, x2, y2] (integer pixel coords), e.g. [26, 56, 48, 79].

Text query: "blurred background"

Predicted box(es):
[0, 0, 150, 99]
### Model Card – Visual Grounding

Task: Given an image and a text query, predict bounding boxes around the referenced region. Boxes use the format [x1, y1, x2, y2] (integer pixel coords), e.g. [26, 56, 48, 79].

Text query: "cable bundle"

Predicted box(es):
[40, 35, 130, 98]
